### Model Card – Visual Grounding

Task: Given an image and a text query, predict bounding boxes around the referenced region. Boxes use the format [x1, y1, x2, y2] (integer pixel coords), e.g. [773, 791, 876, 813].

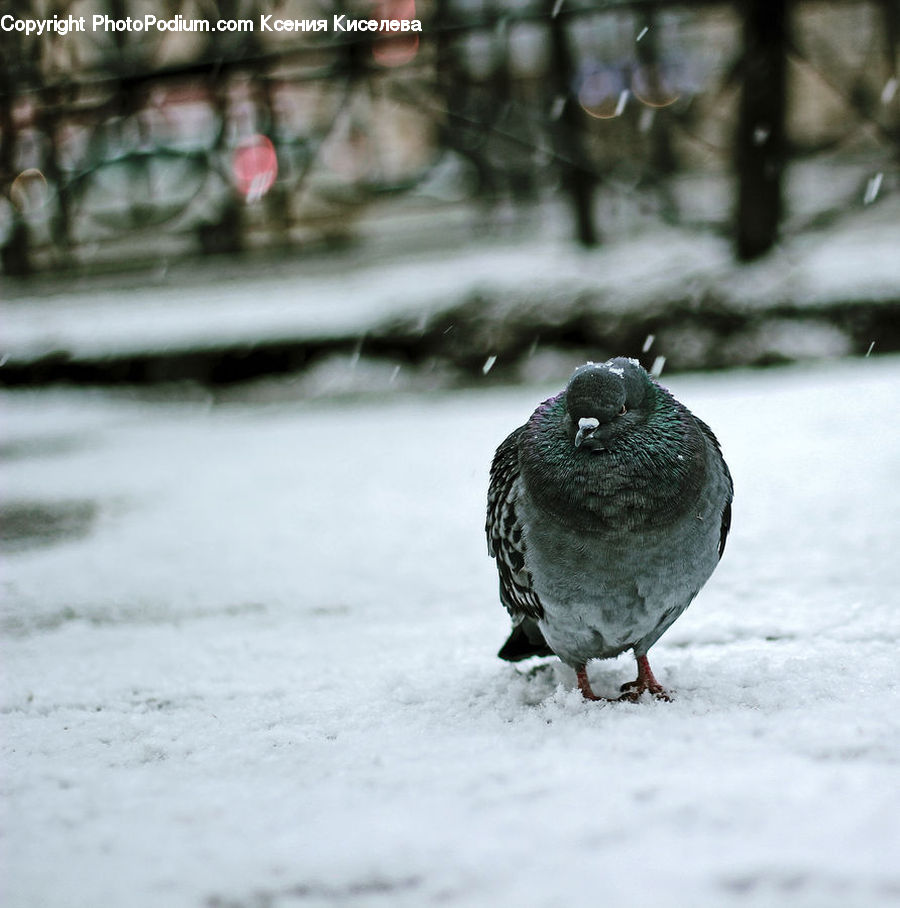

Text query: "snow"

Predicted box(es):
[863, 173, 883, 206]
[4, 194, 900, 366]
[3, 356, 900, 908]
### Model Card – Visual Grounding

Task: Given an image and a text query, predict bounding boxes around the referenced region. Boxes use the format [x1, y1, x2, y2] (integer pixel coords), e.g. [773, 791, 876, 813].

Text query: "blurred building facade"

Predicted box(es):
[1, 0, 897, 275]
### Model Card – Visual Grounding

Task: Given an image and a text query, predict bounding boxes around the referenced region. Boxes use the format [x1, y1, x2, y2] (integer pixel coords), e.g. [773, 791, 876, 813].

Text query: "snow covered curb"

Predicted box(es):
[2, 199, 899, 387]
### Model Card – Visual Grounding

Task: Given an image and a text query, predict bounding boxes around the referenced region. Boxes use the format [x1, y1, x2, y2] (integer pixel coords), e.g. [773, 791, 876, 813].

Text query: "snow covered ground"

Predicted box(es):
[2, 356, 900, 908]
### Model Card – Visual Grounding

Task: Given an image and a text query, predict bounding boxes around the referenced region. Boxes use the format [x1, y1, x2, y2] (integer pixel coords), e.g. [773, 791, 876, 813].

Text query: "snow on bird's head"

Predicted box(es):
[565, 358, 650, 422]
[565, 362, 627, 423]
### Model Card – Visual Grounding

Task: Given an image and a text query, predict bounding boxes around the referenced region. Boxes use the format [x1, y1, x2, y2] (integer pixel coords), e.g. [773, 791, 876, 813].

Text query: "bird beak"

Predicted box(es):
[574, 417, 600, 449]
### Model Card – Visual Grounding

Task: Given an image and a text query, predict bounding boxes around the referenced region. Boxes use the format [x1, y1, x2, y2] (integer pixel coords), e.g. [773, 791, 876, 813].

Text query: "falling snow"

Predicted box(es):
[753, 125, 770, 146]
[863, 173, 883, 206]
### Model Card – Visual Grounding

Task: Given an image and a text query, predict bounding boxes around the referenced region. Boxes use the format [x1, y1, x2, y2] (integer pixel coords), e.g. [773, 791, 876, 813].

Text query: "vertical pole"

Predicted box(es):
[0, 31, 31, 275]
[735, 0, 788, 261]
[634, 10, 677, 222]
[547, 0, 598, 247]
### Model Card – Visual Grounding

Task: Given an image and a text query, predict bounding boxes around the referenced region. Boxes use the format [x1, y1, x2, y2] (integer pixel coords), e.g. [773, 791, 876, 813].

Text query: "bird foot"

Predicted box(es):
[576, 656, 673, 702]
[618, 654, 673, 702]
[576, 666, 612, 702]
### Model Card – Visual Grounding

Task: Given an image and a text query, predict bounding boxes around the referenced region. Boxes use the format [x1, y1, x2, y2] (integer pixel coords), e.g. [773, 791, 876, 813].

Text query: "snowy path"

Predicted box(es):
[2, 357, 900, 908]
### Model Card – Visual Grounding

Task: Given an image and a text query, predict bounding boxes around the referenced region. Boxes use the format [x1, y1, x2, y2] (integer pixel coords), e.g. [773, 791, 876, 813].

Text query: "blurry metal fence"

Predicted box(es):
[1, 0, 897, 275]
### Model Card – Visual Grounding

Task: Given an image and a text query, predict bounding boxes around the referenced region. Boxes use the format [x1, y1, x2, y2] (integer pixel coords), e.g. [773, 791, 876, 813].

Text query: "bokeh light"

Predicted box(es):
[10, 169, 50, 214]
[578, 67, 628, 119]
[631, 63, 682, 109]
[232, 135, 278, 202]
[372, 0, 419, 68]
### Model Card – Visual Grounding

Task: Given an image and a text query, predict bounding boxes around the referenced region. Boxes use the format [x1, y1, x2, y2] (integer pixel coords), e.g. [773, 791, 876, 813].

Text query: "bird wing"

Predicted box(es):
[695, 416, 734, 560]
[486, 426, 544, 620]
[718, 499, 732, 559]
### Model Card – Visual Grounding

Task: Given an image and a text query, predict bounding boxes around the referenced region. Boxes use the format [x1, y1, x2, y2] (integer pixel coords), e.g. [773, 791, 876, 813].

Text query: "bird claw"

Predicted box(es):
[614, 654, 673, 701]
[618, 679, 673, 702]
[579, 690, 612, 702]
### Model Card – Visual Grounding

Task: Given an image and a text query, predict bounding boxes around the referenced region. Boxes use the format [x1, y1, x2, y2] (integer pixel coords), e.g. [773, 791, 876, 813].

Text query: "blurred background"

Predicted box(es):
[1, 0, 898, 387]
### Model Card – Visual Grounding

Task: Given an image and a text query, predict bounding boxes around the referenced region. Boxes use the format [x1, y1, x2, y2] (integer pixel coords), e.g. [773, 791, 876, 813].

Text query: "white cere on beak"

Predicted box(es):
[574, 416, 601, 450]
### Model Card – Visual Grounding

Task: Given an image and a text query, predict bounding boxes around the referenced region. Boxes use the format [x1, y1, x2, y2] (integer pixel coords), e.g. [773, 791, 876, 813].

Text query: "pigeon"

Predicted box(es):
[486, 357, 733, 701]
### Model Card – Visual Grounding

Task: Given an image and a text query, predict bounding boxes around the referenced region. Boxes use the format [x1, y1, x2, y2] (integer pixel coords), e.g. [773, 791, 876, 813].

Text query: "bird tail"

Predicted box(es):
[498, 618, 555, 662]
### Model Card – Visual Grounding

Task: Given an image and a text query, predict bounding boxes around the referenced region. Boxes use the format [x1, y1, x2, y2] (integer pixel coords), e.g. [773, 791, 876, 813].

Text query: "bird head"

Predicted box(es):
[566, 358, 649, 452]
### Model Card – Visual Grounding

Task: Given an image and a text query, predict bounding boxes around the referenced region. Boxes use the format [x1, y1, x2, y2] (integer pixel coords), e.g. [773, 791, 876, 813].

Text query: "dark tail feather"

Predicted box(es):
[498, 618, 555, 662]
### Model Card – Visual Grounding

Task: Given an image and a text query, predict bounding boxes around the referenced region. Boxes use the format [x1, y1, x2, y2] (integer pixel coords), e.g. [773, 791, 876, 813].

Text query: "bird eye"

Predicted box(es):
[618, 405, 627, 416]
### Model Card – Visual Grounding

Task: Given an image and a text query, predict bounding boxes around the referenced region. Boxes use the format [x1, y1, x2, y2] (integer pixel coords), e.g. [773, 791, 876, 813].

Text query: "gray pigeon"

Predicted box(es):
[486, 357, 733, 701]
